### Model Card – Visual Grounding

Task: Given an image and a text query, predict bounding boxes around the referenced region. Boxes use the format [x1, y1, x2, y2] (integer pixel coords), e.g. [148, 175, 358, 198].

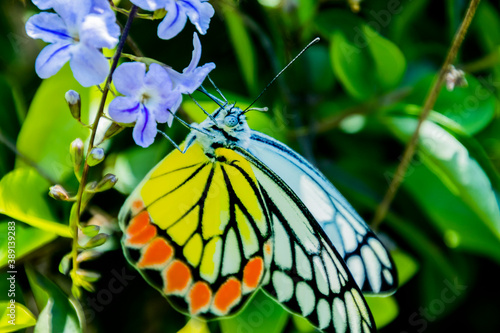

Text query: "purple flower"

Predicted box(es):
[131, 0, 215, 40]
[26, 0, 120, 87]
[109, 33, 215, 148]
[165, 32, 216, 94]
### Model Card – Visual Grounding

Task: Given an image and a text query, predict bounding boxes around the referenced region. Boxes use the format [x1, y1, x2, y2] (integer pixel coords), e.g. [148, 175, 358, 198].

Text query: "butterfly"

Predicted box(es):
[118, 85, 397, 332]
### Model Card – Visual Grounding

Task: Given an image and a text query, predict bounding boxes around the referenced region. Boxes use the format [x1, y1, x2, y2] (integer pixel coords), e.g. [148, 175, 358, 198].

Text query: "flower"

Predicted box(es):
[26, 0, 120, 87]
[131, 0, 215, 40]
[108, 62, 178, 147]
[109, 33, 215, 148]
[165, 32, 216, 94]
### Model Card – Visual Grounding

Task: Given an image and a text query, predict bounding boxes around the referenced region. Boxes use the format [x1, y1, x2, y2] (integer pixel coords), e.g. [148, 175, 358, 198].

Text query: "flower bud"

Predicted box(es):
[83, 233, 108, 249]
[153, 8, 167, 19]
[104, 122, 125, 140]
[59, 253, 72, 275]
[82, 225, 100, 237]
[70, 138, 84, 173]
[71, 284, 81, 299]
[76, 269, 101, 282]
[87, 148, 105, 166]
[65, 90, 81, 121]
[95, 173, 118, 192]
[77, 250, 102, 263]
[49, 185, 70, 201]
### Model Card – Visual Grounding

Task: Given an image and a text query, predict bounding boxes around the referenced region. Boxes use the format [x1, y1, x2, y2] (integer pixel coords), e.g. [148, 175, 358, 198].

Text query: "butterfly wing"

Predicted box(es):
[235, 146, 376, 333]
[119, 141, 273, 318]
[247, 131, 397, 294]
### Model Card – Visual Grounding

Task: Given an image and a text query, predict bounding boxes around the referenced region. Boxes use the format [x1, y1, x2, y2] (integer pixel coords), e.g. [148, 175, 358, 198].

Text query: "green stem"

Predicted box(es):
[371, 0, 481, 230]
[70, 5, 139, 295]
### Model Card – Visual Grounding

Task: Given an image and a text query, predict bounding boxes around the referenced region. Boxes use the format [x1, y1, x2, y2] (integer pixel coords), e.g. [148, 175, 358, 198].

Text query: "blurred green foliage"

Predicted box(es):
[1, 0, 500, 332]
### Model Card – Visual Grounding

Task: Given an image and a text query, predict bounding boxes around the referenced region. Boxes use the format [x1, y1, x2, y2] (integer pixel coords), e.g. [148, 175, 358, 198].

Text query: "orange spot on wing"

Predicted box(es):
[127, 211, 150, 236]
[137, 237, 174, 268]
[188, 282, 212, 315]
[243, 257, 264, 290]
[213, 277, 241, 315]
[128, 223, 156, 246]
[132, 199, 144, 211]
[164, 260, 192, 295]
[265, 242, 272, 256]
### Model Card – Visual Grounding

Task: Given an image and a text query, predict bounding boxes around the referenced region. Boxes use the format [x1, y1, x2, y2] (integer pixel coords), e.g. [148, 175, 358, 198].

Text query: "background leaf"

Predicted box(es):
[0, 220, 57, 267]
[26, 267, 82, 333]
[0, 168, 70, 237]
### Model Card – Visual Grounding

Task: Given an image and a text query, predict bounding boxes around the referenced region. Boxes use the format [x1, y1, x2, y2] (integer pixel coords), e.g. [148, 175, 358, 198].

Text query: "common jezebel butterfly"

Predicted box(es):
[119, 46, 397, 332]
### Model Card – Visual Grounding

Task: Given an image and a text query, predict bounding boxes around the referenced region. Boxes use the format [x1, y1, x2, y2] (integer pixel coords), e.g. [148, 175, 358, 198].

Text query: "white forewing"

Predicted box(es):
[236, 146, 375, 332]
[247, 131, 397, 294]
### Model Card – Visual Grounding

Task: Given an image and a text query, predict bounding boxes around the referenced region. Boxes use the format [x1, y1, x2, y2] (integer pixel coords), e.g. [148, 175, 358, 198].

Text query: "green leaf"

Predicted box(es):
[0, 301, 37, 332]
[221, 4, 258, 96]
[0, 168, 71, 238]
[365, 295, 398, 329]
[220, 291, 288, 333]
[391, 249, 419, 287]
[330, 30, 375, 100]
[0, 220, 57, 268]
[26, 267, 82, 333]
[404, 164, 500, 264]
[15, 64, 91, 183]
[405, 74, 496, 135]
[317, 10, 405, 100]
[364, 25, 406, 92]
[385, 115, 500, 239]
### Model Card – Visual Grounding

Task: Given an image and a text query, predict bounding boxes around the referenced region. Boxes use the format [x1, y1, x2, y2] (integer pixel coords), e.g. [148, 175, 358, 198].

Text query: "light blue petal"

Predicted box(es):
[165, 33, 215, 93]
[90, 0, 116, 15]
[130, 0, 168, 11]
[108, 96, 141, 123]
[181, 0, 214, 35]
[54, 0, 93, 30]
[133, 105, 157, 148]
[69, 44, 109, 86]
[35, 43, 72, 79]
[144, 63, 172, 89]
[113, 62, 146, 96]
[32, 0, 59, 10]
[157, 1, 188, 40]
[88, 0, 121, 44]
[154, 91, 182, 123]
[80, 14, 119, 49]
[184, 32, 201, 73]
[180, 63, 216, 94]
[26, 12, 72, 44]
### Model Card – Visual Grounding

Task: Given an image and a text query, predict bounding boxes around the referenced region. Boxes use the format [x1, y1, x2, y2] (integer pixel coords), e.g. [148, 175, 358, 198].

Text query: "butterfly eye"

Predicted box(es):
[224, 115, 238, 127]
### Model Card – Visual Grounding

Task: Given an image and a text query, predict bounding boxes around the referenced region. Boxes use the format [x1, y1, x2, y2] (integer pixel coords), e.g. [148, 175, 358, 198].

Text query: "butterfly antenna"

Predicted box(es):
[188, 93, 218, 124]
[243, 37, 320, 112]
[243, 106, 269, 114]
[207, 75, 228, 102]
[197, 85, 225, 108]
[157, 129, 183, 153]
[167, 109, 216, 138]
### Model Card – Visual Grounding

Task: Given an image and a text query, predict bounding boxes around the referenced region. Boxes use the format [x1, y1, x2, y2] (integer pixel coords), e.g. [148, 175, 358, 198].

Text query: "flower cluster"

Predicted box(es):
[131, 0, 215, 39]
[109, 33, 215, 147]
[26, 0, 120, 87]
[26, 0, 216, 147]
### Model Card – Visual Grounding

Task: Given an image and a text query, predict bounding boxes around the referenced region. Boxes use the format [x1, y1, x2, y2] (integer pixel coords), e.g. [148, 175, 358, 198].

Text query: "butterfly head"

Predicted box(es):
[193, 103, 251, 155]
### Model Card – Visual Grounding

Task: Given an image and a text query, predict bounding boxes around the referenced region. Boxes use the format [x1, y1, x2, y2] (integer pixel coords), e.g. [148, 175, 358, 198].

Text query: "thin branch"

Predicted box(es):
[70, 5, 139, 294]
[371, 0, 481, 229]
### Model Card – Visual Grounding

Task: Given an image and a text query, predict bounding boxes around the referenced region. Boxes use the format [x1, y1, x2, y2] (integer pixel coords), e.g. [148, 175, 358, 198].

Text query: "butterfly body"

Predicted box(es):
[120, 102, 394, 332]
